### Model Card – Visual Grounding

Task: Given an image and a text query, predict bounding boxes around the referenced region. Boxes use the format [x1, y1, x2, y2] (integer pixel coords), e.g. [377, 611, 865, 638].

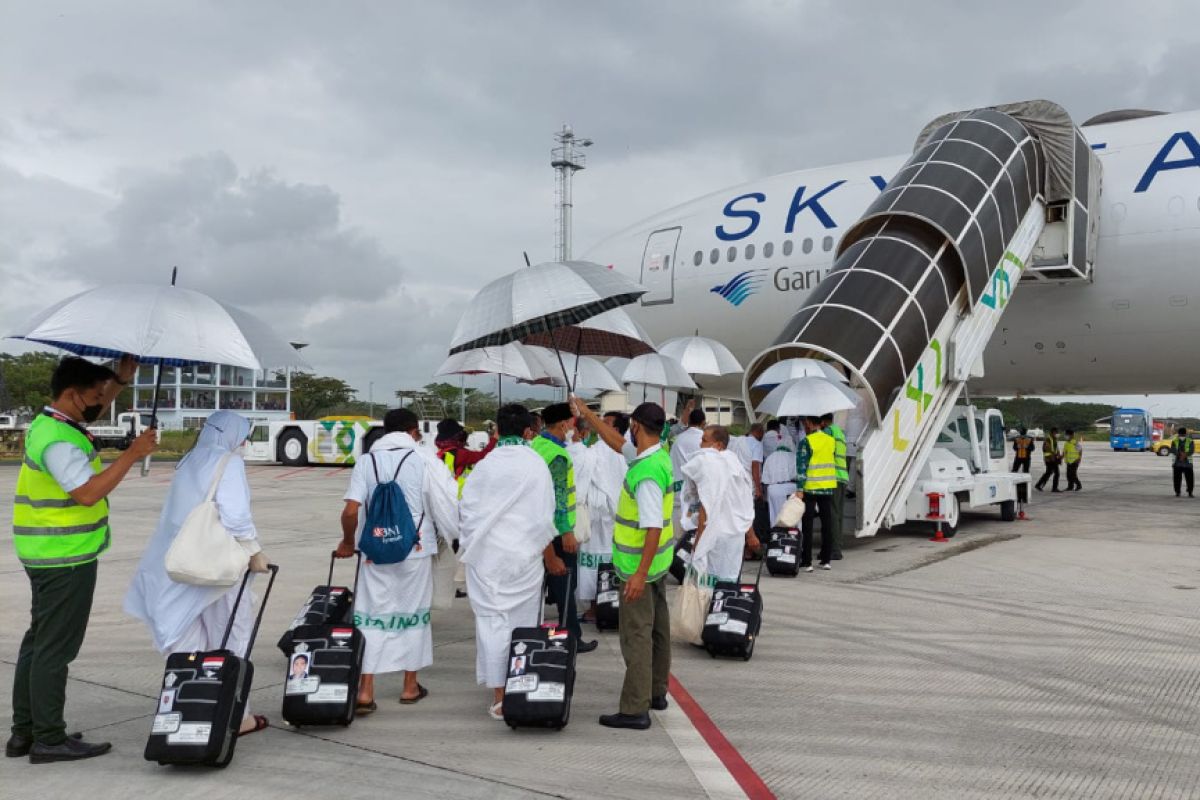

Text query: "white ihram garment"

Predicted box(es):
[345, 431, 460, 675]
[460, 443, 557, 688]
[683, 448, 755, 584]
[576, 442, 626, 602]
[762, 447, 798, 525]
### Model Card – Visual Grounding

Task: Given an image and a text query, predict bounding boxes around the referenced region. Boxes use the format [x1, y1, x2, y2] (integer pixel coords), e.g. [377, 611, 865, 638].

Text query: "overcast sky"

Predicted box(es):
[3, 1, 1199, 413]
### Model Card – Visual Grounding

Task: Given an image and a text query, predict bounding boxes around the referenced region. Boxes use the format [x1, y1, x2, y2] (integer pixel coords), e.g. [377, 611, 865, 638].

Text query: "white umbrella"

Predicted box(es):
[448, 260, 646, 354]
[752, 358, 847, 389]
[434, 343, 545, 382]
[7, 283, 308, 371]
[658, 335, 742, 376]
[755, 377, 858, 417]
[621, 353, 697, 390]
[522, 348, 623, 393]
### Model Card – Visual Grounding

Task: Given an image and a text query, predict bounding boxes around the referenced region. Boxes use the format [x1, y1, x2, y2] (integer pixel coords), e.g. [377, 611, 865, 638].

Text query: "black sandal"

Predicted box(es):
[354, 701, 378, 716]
[399, 685, 429, 705]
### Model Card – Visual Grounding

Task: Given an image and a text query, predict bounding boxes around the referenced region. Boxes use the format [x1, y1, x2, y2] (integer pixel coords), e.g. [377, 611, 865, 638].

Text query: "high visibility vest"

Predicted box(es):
[803, 430, 838, 491]
[13, 413, 110, 569]
[826, 424, 848, 483]
[1063, 439, 1081, 464]
[1015, 436, 1034, 459]
[1043, 435, 1058, 460]
[441, 451, 469, 499]
[612, 448, 674, 582]
[1173, 436, 1194, 464]
[530, 434, 576, 532]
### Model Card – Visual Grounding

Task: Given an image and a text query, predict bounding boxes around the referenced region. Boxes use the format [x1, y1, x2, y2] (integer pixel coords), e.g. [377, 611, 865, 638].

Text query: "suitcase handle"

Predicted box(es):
[220, 563, 279, 656]
[324, 549, 362, 619]
[538, 563, 574, 629]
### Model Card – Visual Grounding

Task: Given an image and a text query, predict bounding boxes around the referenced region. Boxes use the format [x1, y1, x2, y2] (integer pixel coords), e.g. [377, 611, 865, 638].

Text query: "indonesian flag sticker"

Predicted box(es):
[331, 628, 353, 638]
[202, 657, 225, 668]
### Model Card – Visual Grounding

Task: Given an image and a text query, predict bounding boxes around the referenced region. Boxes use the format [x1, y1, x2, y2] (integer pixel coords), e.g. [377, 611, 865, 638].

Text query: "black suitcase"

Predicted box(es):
[503, 575, 576, 730]
[145, 565, 278, 767]
[765, 527, 801, 577]
[276, 552, 357, 655]
[594, 561, 620, 631]
[702, 559, 764, 661]
[669, 530, 695, 584]
[281, 551, 365, 727]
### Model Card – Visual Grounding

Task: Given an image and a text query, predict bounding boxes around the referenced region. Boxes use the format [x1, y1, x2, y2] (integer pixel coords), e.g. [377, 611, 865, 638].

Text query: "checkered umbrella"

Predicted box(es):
[518, 307, 655, 360]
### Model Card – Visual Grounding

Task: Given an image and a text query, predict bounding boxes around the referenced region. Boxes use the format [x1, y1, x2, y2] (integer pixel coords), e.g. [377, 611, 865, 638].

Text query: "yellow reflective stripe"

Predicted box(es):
[13, 495, 79, 509]
[13, 517, 109, 536]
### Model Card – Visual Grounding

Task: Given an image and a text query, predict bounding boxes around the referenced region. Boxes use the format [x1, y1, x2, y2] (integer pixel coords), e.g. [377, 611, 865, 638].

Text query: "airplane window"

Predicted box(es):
[710, 248, 720, 264]
[802, 238, 813, 254]
[694, 251, 702, 267]
[745, 244, 755, 260]
[782, 240, 794, 256]
[727, 246, 737, 262]
[763, 242, 774, 258]
[822, 236, 834, 252]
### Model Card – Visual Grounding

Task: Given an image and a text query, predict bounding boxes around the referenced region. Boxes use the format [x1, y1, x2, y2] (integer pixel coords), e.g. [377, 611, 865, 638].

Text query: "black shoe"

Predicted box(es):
[454, 589, 468, 599]
[831, 552, 843, 561]
[6, 732, 81, 758]
[28, 737, 111, 764]
[576, 639, 599, 654]
[1051, 489, 1063, 493]
[599, 712, 651, 730]
[651, 695, 669, 711]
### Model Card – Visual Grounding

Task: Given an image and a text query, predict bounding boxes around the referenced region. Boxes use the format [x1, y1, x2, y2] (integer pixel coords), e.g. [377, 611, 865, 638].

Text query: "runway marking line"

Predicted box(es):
[274, 466, 314, 480]
[669, 674, 776, 800]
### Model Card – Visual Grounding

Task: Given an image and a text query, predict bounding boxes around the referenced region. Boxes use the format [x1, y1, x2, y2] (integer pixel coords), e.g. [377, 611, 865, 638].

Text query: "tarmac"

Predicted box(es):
[2, 448, 1199, 799]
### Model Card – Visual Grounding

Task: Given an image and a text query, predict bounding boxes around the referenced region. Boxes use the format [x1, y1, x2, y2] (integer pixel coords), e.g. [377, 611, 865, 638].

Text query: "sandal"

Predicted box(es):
[488, 702, 504, 721]
[399, 684, 429, 705]
[238, 714, 269, 737]
[354, 701, 377, 716]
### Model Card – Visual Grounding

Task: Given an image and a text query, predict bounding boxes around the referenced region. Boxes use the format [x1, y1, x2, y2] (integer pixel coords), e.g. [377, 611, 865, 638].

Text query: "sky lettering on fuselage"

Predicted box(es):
[785, 180, 845, 232]
[715, 192, 766, 241]
[1134, 131, 1200, 193]
[714, 176, 891, 242]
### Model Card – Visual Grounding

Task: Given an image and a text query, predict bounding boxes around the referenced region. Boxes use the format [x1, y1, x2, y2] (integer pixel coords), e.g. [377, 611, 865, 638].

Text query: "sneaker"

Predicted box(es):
[820, 563, 832, 570]
[599, 712, 651, 730]
[803, 565, 814, 573]
[576, 639, 599, 654]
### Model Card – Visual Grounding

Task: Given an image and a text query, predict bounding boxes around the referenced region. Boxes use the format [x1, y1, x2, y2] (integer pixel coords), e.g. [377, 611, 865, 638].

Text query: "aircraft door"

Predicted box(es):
[640, 227, 681, 306]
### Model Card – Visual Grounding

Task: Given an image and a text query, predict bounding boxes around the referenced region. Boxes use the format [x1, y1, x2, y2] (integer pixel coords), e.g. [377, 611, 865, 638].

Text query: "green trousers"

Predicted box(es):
[617, 576, 671, 715]
[11, 560, 98, 745]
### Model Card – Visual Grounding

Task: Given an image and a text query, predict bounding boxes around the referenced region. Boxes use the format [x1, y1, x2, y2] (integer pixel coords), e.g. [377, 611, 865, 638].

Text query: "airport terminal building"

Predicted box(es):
[130, 362, 294, 430]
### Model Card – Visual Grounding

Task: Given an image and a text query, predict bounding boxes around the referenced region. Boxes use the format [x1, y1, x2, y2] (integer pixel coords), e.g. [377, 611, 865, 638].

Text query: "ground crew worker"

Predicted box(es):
[820, 412, 847, 560]
[571, 398, 674, 731]
[1170, 427, 1195, 497]
[1035, 427, 1062, 492]
[1012, 426, 1035, 503]
[797, 416, 838, 571]
[8, 356, 156, 763]
[434, 418, 495, 498]
[530, 403, 596, 653]
[1063, 429, 1082, 491]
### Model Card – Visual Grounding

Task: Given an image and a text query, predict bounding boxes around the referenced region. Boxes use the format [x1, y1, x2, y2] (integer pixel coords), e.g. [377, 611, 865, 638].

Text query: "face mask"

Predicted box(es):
[75, 393, 104, 423]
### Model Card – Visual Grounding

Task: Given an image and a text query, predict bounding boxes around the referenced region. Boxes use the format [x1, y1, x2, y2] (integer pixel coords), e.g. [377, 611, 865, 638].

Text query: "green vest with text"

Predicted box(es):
[13, 414, 110, 569]
[530, 435, 576, 532]
[804, 430, 838, 491]
[612, 448, 674, 582]
[827, 424, 848, 484]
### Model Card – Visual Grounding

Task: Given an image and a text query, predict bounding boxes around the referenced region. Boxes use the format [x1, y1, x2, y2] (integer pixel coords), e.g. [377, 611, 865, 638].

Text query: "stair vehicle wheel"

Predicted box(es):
[1000, 499, 1017, 522]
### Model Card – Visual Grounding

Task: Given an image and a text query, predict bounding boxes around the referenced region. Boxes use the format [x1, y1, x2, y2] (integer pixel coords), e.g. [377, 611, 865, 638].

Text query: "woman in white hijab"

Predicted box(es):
[123, 410, 271, 736]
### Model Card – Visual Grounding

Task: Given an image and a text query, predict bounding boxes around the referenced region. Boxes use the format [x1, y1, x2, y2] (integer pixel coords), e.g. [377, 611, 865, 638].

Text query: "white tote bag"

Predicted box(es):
[164, 452, 249, 587]
[671, 571, 712, 646]
[430, 530, 458, 611]
[574, 503, 592, 546]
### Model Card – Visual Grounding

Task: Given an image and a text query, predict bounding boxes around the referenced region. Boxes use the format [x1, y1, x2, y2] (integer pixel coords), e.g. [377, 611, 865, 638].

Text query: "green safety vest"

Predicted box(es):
[827, 424, 848, 484]
[13, 413, 110, 569]
[530, 434, 576, 532]
[1173, 436, 1195, 464]
[612, 448, 674, 582]
[804, 430, 839, 491]
[441, 451, 469, 499]
[1043, 435, 1058, 460]
[1063, 439, 1081, 464]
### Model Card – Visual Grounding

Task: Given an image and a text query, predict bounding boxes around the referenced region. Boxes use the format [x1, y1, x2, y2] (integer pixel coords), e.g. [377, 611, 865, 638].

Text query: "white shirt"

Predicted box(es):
[730, 435, 763, 475]
[762, 448, 797, 485]
[670, 427, 703, 483]
[624, 443, 666, 530]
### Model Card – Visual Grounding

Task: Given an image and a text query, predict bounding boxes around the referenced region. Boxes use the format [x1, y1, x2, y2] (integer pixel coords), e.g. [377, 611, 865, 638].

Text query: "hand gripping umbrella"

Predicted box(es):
[7, 272, 309, 472]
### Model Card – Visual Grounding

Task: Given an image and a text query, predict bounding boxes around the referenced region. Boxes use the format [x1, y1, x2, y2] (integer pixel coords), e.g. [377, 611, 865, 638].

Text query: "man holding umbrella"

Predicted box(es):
[9, 356, 157, 763]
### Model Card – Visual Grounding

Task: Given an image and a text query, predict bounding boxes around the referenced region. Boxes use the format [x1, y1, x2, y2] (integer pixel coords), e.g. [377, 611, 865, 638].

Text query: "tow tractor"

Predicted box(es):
[244, 417, 440, 466]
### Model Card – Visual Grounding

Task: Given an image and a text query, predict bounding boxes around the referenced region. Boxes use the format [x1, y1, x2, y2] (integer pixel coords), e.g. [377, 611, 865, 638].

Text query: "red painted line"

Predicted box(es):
[668, 674, 776, 800]
[274, 466, 313, 480]
[324, 465, 350, 477]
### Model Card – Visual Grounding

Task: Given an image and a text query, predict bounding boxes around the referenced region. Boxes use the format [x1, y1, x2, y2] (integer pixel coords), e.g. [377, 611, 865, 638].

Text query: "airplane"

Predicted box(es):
[582, 105, 1200, 406]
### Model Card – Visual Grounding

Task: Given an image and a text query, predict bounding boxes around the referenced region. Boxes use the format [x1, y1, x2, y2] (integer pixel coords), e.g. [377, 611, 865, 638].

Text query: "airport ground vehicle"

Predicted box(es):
[243, 417, 439, 466]
[0, 414, 22, 430]
[88, 411, 159, 449]
[1110, 408, 1153, 451]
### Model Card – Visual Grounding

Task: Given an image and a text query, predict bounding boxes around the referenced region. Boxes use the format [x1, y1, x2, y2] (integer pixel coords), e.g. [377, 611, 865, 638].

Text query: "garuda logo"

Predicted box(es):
[710, 270, 766, 306]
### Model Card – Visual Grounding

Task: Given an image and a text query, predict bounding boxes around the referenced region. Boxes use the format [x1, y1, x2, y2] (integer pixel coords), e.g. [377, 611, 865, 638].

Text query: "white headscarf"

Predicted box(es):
[123, 410, 259, 652]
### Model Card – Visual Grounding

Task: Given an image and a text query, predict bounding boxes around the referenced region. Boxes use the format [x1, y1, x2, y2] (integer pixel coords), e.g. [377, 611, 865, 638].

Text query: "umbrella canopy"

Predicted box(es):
[621, 353, 697, 390]
[752, 357, 846, 389]
[448, 260, 646, 354]
[658, 335, 742, 376]
[522, 348, 623, 393]
[434, 342, 545, 382]
[518, 307, 655, 359]
[755, 377, 858, 417]
[7, 284, 309, 371]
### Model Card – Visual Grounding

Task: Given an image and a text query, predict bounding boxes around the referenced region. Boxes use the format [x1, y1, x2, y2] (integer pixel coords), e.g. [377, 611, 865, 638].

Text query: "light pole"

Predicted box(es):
[551, 124, 593, 261]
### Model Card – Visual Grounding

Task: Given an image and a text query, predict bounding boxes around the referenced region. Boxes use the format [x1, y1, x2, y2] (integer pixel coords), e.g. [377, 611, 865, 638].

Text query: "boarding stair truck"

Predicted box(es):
[744, 100, 1101, 538]
[87, 411, 159, 450]
[244, 417, 441, 466]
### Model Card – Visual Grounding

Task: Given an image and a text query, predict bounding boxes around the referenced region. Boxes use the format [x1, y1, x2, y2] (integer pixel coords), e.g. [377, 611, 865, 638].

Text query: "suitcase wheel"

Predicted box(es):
[706, 646, 716, 659]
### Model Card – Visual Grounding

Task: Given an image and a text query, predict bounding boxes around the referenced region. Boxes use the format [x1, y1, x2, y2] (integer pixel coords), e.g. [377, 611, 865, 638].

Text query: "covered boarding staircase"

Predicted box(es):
[744, 100, 1102, 537]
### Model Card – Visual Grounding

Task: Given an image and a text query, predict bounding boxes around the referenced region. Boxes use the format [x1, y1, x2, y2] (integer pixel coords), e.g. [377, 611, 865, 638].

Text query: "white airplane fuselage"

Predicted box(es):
[583, 110, 1200, 398]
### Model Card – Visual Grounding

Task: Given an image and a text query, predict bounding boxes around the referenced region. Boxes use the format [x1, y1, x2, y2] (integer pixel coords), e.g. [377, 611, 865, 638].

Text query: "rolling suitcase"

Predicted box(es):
[276, 551, 358, 654]
[281, 551, 365, 727]
[765, 527, 801, 577]
[503, 575, 576, 730]
[702, 558, 764, 661]
[145, 565, 278, 768]
[669, 530, 695, 584]
[594, 561, 620, 631]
